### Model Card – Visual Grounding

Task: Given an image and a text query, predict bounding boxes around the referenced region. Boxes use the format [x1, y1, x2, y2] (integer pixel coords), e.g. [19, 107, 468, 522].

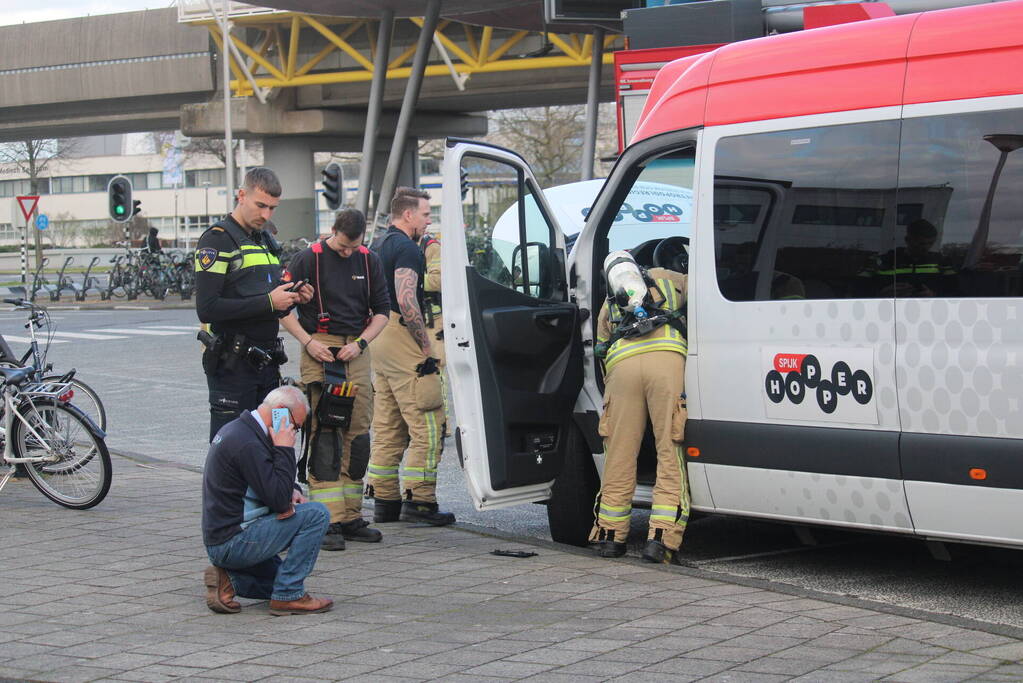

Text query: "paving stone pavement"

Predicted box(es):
[2, 456, 1023, 683]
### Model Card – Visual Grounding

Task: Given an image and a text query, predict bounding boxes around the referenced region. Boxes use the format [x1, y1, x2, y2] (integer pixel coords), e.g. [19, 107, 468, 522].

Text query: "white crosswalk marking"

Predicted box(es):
[87, 328, 191, 336]
[141, 326, 201, 331]
[1, 335, 68, 345]
[50, 331, 128, 341]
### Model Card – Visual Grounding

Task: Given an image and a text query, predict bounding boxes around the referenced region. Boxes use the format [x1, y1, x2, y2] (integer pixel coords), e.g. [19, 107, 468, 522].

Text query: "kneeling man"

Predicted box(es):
[202, 385, 334, 616]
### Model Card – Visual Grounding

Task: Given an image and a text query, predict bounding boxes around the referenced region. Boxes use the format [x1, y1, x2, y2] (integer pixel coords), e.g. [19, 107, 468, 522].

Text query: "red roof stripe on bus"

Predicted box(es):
[904, 2, 1023, 104]
[632, 0, 1023, 141]
[633, 52, 715, 139]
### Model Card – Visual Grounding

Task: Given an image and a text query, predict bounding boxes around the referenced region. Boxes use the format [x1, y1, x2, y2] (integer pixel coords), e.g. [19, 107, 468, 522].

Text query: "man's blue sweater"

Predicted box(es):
[202, 410, 298, 546]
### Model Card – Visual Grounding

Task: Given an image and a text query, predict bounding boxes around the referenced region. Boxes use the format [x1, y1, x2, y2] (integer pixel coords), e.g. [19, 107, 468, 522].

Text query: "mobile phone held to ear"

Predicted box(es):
[271, 408, 290, 432]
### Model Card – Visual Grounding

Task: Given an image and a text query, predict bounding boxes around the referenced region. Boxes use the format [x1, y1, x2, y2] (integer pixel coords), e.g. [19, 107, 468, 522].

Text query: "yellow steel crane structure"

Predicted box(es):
[183, 11, 621, 98]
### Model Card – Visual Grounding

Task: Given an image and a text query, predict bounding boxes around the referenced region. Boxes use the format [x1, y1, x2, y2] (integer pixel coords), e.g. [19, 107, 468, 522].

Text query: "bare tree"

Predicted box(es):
[181, 137, 262, 183]
[485, 104, 617, 187]
[0, 138, 80, 264]
[48, 211, 80, 249]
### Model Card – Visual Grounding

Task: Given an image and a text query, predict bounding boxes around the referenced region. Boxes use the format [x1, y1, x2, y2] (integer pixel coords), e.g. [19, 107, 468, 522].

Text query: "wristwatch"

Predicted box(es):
[355, 337, 368, 351]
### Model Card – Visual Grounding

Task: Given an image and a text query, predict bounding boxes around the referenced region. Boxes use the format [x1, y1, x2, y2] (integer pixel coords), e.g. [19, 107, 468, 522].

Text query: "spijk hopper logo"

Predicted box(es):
[764, 353, 873, 414]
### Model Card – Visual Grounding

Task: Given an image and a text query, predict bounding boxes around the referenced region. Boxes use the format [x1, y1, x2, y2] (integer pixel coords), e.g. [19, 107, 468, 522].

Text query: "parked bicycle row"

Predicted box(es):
[24, 248, 197, 303]
[101, 247, 195, 301]
[0, 298, 110, 509]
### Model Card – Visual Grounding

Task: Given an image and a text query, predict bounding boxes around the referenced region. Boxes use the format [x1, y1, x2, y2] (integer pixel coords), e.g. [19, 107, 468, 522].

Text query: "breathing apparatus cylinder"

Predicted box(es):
[603, 251, 649, 318]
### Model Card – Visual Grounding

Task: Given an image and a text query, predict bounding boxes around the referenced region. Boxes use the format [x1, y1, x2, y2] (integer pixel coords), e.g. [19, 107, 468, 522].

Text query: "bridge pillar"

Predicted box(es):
[263, 137, 316, 242]
[259, 136, 419, 243]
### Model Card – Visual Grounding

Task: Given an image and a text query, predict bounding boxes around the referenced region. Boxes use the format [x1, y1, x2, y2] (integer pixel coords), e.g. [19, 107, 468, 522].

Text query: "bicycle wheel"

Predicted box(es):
[41, 374, 106, 432]
[14, 399, 111, 509]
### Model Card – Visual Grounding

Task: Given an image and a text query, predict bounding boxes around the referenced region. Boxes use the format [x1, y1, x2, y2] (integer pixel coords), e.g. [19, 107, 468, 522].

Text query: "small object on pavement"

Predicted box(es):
[491, 549, 538, 558]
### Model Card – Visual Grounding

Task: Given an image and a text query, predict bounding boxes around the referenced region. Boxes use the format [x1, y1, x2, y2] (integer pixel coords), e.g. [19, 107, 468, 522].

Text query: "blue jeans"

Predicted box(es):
[206, 502, 329, 602]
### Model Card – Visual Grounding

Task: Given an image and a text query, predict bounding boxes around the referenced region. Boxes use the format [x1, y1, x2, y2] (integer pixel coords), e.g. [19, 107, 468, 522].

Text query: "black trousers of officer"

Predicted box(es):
[206, 359, 281, 442]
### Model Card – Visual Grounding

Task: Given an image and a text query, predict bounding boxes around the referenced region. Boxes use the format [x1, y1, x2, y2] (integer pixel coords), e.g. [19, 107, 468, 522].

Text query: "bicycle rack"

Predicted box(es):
[100, 255, 120, 301]
[76, 257, 102, 302]
[28, 258, 50, 303]
[50, 256, 75, 302]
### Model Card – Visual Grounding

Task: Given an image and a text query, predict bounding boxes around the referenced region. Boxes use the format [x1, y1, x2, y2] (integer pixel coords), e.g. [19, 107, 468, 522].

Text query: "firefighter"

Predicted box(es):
[419, 231, 444, 366]
[280, 209, 390, 551]
[590, 250, 690, 564]
[366, 187, 455, 526]
[195, 167, 313, 442]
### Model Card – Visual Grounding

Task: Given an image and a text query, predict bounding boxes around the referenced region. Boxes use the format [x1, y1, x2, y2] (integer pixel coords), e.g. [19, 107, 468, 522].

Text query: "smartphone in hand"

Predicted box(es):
[271, 408, 290, 432]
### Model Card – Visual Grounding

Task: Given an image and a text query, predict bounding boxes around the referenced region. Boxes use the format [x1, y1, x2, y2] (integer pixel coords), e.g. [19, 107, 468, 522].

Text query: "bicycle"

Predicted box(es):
[0, 367, 111, 509]
[0, 298, 107, 432]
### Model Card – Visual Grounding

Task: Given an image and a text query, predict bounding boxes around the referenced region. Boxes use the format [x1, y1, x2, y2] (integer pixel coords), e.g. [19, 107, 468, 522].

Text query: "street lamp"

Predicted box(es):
[964, 134, 1023, 268]
[203, 180, 212, 233]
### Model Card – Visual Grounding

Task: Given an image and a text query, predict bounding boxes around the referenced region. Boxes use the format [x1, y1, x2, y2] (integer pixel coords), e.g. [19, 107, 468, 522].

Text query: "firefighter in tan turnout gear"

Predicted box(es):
[420, 232, 444, 367]
[280, 209, 390, 551]
[366, 188, 456, 526]
[590, 250, 690, 564]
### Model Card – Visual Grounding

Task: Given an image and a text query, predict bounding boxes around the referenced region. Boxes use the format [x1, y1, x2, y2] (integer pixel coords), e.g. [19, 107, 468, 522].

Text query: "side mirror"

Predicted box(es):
[512, 241, 551, 298]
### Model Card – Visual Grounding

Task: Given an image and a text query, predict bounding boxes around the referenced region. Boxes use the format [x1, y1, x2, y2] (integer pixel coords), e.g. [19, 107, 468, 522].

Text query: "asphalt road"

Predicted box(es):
[3, 306, 1022, 632]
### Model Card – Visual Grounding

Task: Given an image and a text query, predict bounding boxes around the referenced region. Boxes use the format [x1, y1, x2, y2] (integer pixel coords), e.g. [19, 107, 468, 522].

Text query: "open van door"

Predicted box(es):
[441, 139, 584, 510]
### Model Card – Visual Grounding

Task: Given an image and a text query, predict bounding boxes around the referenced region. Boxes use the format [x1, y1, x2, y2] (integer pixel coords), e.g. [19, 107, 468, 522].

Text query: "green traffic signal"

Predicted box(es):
[107, 176, 133, 223]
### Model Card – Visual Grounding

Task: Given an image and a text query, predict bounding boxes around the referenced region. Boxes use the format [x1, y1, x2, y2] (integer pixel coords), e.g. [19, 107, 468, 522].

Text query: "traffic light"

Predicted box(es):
[321, 162, 342, 211]
[132, 199, 142, 217]
[107, 175, 133, 223]
[460, 167, 470, 200]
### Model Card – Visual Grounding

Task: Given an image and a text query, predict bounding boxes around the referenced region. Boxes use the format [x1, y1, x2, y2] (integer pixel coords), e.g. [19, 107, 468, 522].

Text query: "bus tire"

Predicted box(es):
[547, 426, 599, 547]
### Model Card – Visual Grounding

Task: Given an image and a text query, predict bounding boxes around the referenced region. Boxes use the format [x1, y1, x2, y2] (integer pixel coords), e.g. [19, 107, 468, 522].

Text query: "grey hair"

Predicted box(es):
[261, 385, 309, 414]
[242, 167, 282, 198]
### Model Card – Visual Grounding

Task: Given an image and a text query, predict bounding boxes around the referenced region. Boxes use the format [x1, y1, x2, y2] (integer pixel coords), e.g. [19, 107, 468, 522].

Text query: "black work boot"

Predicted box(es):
[400, 500, 456, 526]
[321, 522, 347, 551]
[591, 529, 626, 558]
[373, 498, 402, 523]
[340, 518, 382, 543]
[641, 539, 677, 565]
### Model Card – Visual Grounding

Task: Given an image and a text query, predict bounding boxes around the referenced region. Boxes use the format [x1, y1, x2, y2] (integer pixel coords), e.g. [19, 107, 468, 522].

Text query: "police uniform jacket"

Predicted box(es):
[195, 216, 283, 344]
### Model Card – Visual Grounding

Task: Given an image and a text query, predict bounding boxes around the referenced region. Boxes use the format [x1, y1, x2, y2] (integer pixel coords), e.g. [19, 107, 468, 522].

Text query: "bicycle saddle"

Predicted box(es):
[0, 366, 34, 385]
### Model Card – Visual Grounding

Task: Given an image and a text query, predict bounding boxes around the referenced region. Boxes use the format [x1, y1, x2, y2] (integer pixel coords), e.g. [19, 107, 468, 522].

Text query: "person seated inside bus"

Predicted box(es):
[866, 219, 957, 297]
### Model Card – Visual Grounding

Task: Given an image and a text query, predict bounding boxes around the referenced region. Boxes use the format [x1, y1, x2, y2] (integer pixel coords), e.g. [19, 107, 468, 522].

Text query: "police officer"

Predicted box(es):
[195, 167, 313, 442]
[590, 252, 690, 564]
[366, 187, 455, 526]
[280, 209, 390, 551]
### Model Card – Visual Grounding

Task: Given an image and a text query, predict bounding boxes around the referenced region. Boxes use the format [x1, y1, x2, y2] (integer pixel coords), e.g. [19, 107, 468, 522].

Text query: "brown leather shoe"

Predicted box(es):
[269, 594, 334, 616]
[203, 565, 240, 614]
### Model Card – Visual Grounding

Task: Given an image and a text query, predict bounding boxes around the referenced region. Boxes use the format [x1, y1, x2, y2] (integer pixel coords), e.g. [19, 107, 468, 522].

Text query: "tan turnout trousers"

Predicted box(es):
[301, 333, 372, 524]
[589, 349, 690, 550]
[367, 313, 446, 503]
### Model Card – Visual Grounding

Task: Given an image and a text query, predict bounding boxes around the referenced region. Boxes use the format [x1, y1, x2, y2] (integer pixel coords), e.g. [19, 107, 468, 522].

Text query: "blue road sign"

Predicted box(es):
[36, 214, 49, 231]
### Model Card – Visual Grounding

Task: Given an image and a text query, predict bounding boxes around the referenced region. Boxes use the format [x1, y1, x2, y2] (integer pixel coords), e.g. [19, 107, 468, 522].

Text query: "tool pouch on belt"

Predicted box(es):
[309, 425, 342, 482]
[671, 394, 688, 444]
[413, 357, 443, 412]
[318, 360, 355, 429]
[349, 433, 370, 480]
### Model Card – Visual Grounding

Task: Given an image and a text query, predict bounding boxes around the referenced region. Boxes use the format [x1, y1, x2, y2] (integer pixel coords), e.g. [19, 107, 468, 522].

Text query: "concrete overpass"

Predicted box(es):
[0, 7, 618, 143]
[0, 5, 622, 235]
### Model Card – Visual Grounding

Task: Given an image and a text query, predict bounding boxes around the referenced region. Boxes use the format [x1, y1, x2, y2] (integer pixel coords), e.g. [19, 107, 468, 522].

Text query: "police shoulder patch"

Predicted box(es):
[197, 247, 219, 271]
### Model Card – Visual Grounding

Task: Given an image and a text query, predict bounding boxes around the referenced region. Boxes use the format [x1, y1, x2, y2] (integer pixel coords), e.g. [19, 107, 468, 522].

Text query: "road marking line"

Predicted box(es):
[50, 331, 128, 340]
[1, 335, 68, 344]
[87, 328, 191, 336]
[141, 326, 201, 331]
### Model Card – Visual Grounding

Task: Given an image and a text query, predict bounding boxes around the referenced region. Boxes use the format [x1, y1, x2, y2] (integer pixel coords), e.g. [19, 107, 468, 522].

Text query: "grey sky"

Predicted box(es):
[0, 0, 174, 27]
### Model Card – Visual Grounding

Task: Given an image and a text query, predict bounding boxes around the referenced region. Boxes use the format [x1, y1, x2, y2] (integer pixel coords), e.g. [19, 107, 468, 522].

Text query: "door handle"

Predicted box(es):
[534, 312, 562, 328]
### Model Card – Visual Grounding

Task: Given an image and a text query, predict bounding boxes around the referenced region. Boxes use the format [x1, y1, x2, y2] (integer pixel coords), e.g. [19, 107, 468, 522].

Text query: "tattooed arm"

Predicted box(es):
[395, 267, 432, 356]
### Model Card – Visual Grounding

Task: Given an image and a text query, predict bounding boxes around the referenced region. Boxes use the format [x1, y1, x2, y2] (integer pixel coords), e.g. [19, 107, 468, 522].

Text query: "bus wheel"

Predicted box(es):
[547, 426, 599, 547]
